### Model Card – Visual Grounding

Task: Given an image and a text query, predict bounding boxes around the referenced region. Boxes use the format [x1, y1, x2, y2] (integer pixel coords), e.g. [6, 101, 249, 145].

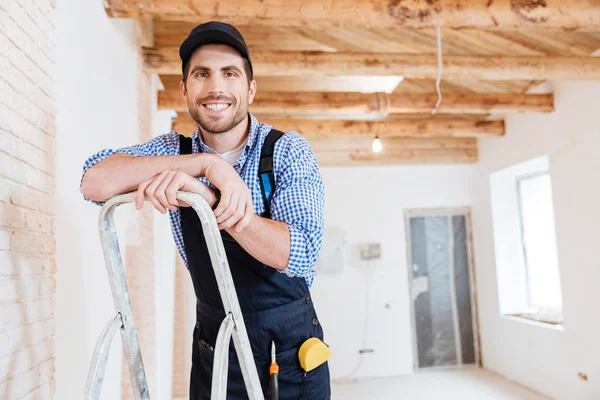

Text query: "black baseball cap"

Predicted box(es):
[179, 21, 253, 77]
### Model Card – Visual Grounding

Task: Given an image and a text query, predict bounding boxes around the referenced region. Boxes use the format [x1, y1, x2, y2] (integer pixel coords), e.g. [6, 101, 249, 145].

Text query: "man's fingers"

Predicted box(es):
[234, 200, 254, 233]
[156, 171, 178, 211]
[146, 172, 169, 214]
[166, 173, 185, 208]
[213, 190, 231, 219]
[181, 175, 216, 207]
[216, 192, 239, 224]
[135, 180, 151, 210]
[219, 196, 245, 230]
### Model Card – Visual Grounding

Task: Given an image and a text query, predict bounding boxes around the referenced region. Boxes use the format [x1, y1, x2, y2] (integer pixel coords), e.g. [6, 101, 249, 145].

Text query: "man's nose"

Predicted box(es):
[205, 75, 226, 95]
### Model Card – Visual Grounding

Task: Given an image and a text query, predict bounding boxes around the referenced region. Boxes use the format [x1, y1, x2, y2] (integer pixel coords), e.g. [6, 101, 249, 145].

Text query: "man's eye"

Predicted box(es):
[195, 72, 207, 78]
[225, 72, 237, 77]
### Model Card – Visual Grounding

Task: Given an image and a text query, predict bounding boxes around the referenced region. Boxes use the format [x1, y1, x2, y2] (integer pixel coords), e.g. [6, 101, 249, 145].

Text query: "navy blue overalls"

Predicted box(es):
[179, 130, 331, 399]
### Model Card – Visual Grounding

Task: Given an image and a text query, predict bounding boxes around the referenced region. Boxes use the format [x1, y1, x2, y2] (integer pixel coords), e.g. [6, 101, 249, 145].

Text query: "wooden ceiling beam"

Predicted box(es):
[316, 148, 479, 166]
[145, 48, 600, 80]
[263, 118, 504, 138]
[159, 91, 554, 115]
[173, 115, 504, 138]
[314, 137, 479, 165]
[309, 136, 477, 152]
[159, 74, 542, 95]
[160, 75, 407, 93]
[105, 0, 600, 31]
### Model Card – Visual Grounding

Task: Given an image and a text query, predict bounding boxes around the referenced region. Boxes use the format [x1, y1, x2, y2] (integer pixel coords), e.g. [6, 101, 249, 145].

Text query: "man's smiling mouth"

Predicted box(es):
[203, 103, 231, 111]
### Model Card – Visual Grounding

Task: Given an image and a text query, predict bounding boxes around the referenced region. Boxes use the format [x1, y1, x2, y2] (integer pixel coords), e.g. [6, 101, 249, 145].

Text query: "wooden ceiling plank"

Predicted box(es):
[440, 29, 546, 56]
[152, 23, 600, 56]
[513, 30, 600, 56]
[293, 28, 366, 53]
[491, 30, 576, 56]
[154, 22, 337, 52]
[365, 28, 441, 54]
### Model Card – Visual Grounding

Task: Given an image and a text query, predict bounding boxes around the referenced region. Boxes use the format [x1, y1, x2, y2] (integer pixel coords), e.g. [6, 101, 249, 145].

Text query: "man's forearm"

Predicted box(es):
[226, 215, 290, 270]
[81, 153, 216, 202]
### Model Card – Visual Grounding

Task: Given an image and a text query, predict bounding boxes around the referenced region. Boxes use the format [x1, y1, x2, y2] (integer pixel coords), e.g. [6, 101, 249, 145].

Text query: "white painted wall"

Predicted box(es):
[56, 3, 176, 399]
[153, 99, 178, 399]
[310, 165, 474, 380]
[471, 81, 600, 400]
[55, 2, 138, 398]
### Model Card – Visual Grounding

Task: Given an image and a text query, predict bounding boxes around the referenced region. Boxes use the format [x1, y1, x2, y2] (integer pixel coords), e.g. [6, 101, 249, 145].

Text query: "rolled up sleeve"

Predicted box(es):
[80, 132, 180, 205]
[270, 132, 325, 281]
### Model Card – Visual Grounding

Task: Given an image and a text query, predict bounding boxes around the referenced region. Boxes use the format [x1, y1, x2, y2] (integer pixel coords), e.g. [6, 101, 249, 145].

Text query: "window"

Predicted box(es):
[490, 156, 563, 327]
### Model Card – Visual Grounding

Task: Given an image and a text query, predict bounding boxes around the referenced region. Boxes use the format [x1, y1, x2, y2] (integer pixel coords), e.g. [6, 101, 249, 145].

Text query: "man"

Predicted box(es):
[80, 22, 330, 399]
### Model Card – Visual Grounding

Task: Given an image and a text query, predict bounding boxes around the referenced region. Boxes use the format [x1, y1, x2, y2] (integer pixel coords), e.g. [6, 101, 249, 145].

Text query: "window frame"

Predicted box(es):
[515, 170, 551, 311]
[489, 155, 564, 329]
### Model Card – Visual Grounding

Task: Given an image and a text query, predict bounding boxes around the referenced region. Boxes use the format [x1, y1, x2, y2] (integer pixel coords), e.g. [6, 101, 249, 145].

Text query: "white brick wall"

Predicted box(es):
[0, 0, 56, 398]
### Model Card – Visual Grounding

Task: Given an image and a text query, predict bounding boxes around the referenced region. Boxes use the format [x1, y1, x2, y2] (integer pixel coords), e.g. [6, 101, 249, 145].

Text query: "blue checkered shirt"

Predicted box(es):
[81, 114, 324, 287]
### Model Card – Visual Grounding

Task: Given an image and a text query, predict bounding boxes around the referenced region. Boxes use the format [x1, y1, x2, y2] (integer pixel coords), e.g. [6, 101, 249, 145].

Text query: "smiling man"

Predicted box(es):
[80, 21, 330, 399]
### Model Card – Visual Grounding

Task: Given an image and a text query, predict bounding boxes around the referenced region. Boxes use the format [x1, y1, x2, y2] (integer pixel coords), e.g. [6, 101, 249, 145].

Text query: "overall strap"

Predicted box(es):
[259, 129, 285, 218]
[179, 134, 192, 155]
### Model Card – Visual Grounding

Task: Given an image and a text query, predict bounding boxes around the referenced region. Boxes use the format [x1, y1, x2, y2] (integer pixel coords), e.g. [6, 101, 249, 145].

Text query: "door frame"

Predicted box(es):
[404, 207, 481, 370]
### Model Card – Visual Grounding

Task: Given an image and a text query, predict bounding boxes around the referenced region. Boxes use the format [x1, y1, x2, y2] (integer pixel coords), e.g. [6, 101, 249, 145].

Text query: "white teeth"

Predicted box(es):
[205, 104, 229, 111]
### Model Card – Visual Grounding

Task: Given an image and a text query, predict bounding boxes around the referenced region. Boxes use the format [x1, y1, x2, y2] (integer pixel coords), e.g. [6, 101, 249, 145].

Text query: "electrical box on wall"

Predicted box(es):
[360, 243, 381, 260]
[315, 226, 346, 273]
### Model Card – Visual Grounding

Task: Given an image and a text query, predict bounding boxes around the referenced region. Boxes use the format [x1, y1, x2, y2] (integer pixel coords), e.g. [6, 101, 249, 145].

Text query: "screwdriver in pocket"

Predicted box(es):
[270, 341, 279, 400]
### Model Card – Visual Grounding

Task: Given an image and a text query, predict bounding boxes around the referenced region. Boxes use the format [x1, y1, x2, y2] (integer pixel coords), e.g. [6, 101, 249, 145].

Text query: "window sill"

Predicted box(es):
[502, 314, 564, 331]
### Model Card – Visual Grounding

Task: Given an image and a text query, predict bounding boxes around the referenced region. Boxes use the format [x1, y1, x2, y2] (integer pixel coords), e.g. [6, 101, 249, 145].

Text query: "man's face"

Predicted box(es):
[180, 44, 256, 134]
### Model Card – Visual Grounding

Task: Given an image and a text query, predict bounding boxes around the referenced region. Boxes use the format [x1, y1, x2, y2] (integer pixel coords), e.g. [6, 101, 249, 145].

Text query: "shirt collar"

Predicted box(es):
[191, 113, 262, 168]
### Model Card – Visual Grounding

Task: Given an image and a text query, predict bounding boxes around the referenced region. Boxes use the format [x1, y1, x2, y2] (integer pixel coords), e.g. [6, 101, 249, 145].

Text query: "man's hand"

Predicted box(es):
[202, 157, 255, 232]
[134, 169, 254, 232]
[135, 170, 215, 212]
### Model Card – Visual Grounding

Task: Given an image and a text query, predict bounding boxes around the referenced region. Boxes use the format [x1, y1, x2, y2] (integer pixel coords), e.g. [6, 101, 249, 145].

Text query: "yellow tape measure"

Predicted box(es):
[298, 338, 331, 372]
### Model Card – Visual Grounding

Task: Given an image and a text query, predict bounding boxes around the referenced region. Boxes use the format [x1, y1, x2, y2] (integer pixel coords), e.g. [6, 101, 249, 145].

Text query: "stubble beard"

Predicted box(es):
[189, 95, 248, 135]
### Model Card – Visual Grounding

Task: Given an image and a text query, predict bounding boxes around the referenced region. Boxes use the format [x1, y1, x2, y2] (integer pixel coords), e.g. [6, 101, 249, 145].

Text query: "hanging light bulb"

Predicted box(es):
[372, 136, 383, 153]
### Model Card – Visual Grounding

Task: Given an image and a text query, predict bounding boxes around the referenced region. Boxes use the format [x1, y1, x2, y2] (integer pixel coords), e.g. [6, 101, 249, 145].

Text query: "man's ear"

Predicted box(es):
[179, 80, 187, 99]
[248, 80, 257, 105]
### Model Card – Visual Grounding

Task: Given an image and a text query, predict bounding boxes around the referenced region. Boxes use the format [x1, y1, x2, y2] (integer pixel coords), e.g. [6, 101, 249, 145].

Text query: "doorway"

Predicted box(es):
[405, 208, 479, 369]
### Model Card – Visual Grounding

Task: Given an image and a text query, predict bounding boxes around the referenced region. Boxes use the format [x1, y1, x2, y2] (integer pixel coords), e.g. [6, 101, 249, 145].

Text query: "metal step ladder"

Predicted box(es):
[83, 191, 265, 400]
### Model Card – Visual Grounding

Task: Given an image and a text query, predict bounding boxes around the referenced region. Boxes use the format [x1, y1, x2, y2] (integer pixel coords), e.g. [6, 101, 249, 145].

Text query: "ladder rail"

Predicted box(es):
[96, 193, 152, 400]
[86, 191, 264, 400]
[211, 313, 235, 399]
[84, 314, 123, 400]
[178, 191, 265, 400]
